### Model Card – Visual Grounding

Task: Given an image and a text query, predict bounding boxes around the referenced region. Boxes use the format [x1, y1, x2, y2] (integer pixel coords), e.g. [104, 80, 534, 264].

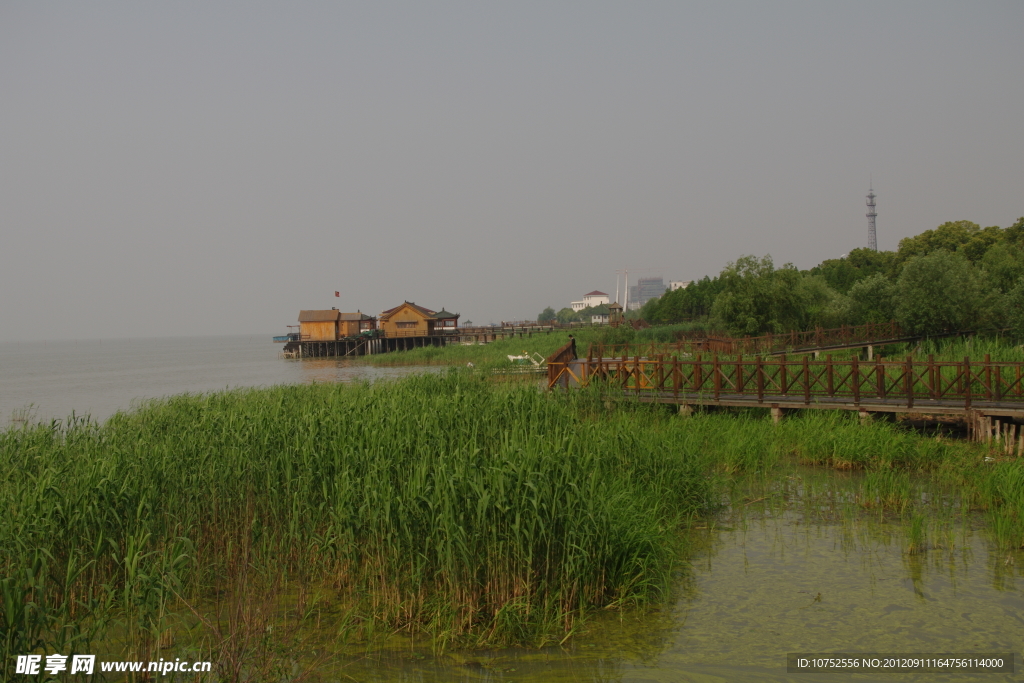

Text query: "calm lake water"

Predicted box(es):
[0, 335, 437, 426]
[324, 468, 1024, 683]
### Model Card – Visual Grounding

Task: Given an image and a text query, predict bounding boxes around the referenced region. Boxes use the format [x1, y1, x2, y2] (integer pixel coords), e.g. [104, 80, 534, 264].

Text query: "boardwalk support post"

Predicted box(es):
[771, 404, 784, 424]
[679, 404, 693, 417]
[859, 409, 872, 426]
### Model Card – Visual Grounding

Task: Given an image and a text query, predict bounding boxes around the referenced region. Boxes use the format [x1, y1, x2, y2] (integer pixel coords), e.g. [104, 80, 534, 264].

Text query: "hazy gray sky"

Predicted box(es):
[2, 1, 1022, 339]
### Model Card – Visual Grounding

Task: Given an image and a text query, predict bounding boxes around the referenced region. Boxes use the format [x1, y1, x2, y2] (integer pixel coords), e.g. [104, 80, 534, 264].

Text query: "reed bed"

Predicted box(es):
[0, 372, 715, 674]
[362, 327, 610, 370]
[4, 372, 1023, 680]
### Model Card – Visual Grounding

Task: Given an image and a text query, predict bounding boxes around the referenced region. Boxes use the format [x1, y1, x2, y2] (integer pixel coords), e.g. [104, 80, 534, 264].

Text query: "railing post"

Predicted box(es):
[984, 353, 992, 401]
[964, 357, 972, 410]
[876, 355, 885, 399]
[780, 354, 788, 395]
[737, 354, 745, 394]
[713, 354, 721, 400]
[826, 354, 834, 396]
[852, 356, 860, 405]
[905, 355, 913, 409]
[802, 355, 810, 404]
[673, 358, 680, 399]
[928, 354, 936, 399]
[995, 356, 1003, 402]
[756, 355, 764, 402]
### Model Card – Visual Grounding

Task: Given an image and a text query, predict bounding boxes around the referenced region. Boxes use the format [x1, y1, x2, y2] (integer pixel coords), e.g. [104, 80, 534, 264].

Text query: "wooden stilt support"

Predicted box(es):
[859, 409, 872, 426]
[771, 404, 784, 424]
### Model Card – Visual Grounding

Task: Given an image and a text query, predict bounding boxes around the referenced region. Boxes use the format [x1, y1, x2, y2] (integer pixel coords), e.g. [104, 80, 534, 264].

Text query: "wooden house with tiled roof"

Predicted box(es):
[378, 301, 460, 337]
[298, 310, 377, 340]
[338, 311, 377, 337]
[298, 310, 340, 341]
[432, 309, 459, 331]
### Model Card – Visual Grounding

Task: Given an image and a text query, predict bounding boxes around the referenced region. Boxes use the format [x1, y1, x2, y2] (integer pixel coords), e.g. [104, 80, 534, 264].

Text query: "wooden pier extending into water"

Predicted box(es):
[280, 323, 570, 358]
[547, 341, 1024, 445]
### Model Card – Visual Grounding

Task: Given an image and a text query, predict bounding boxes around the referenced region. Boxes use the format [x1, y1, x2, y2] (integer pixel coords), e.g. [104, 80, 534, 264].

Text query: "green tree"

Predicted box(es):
[537, 306, 557, 322]
[795, 274, 841, 328]
[555, 307, 580, 324]
[1003, 278, 1024, 337]
[1002, 216, 1024, 245]
[638, 296, 662, 321]
[710, 255, 810, 335]
[643, 277, 722, 323]
[979, 242, 1024, 295]
[895, 250, 982, 334]
[810, 248, 896, 293]
[894, 220, 1004, 266]
[845, 273, 897, 324]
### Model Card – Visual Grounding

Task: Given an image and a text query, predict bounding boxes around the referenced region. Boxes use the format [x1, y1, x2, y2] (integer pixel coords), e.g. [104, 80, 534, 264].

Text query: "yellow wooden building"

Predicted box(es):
[298, 310, 340, 341]
[339, 311, 377, 337]
[298, 310, 377, 340]
[378, 302, 459, 337]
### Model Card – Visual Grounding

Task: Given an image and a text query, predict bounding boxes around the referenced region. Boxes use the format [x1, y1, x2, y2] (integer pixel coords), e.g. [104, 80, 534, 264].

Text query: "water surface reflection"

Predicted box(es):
[330, 469, 1022, 683]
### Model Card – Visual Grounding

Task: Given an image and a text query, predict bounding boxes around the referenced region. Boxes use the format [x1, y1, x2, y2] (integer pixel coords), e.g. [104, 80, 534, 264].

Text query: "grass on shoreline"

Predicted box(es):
[359, 325, 1024, 372]
[2, 370, 1023, 681]
[0, 373, 714, 676]
[359, 328, 602, 369]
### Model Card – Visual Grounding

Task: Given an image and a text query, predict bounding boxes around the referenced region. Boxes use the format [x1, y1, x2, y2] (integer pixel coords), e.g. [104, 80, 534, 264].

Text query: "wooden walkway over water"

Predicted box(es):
[281, 324, 568, 358]
[547, 340, 1024, 444]
[599, 321, 955, 359]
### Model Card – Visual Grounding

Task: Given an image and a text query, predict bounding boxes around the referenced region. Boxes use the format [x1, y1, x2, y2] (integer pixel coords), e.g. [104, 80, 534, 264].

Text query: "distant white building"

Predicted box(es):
[571, 290, 610, 312]
[669, 280, 692, 291]
[591, 313, 609, 325]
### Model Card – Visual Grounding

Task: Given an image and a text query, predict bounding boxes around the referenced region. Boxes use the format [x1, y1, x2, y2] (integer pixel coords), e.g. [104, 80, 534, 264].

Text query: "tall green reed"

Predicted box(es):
[0, 371, 717, 667]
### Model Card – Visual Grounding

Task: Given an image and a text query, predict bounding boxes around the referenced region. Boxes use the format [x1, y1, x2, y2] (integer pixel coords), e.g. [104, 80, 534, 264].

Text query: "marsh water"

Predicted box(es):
[0, 335, 440, 425]
[313, 467, 1022, 683]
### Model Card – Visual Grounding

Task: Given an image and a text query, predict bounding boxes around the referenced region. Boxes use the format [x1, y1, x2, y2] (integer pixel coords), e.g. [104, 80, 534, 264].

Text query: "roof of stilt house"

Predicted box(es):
[379, 301, 439, 319]
[433, 309, 459, 319]
[298, 310, 340, 322]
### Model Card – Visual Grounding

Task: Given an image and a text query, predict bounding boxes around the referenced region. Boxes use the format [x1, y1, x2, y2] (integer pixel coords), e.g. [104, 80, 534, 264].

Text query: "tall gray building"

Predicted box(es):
[629, 277, 667, 310]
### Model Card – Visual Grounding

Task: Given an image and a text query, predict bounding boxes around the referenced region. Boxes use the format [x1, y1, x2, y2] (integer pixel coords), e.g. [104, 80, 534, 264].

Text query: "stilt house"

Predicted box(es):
[378, 302, 460, 337]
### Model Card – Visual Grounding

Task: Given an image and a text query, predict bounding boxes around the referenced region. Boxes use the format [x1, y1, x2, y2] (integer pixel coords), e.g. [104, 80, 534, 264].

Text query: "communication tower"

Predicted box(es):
[866, 187, 878, 251]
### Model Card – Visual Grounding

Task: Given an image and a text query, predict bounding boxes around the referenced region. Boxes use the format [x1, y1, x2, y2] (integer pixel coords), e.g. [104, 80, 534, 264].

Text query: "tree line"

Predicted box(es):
[552, 217, 1024, 337]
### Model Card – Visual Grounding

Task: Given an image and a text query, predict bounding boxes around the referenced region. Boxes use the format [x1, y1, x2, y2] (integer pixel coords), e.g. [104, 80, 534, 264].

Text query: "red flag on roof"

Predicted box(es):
[335, 291, 340, 297]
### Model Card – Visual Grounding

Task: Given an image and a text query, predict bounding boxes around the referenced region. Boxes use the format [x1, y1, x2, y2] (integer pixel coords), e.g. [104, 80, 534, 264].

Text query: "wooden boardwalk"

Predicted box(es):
[282, 324, 565, 358]
[546, 342, 1024, 442]
[593, 321, 929, 358]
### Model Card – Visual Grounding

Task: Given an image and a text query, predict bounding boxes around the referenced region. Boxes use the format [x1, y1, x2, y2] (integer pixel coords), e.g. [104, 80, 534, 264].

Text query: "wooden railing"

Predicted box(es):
[596, 321, 907, 358]
[388, 329, 430, 338]
[549, 353, 1024, 410]
[546, 341, 578, 387]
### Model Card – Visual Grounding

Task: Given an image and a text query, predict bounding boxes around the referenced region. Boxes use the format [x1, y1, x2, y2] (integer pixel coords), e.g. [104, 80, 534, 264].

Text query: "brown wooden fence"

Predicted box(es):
[548, 352, 1024, 414]
[546, 340, 578, 388]
[596, 321, 907, 358]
